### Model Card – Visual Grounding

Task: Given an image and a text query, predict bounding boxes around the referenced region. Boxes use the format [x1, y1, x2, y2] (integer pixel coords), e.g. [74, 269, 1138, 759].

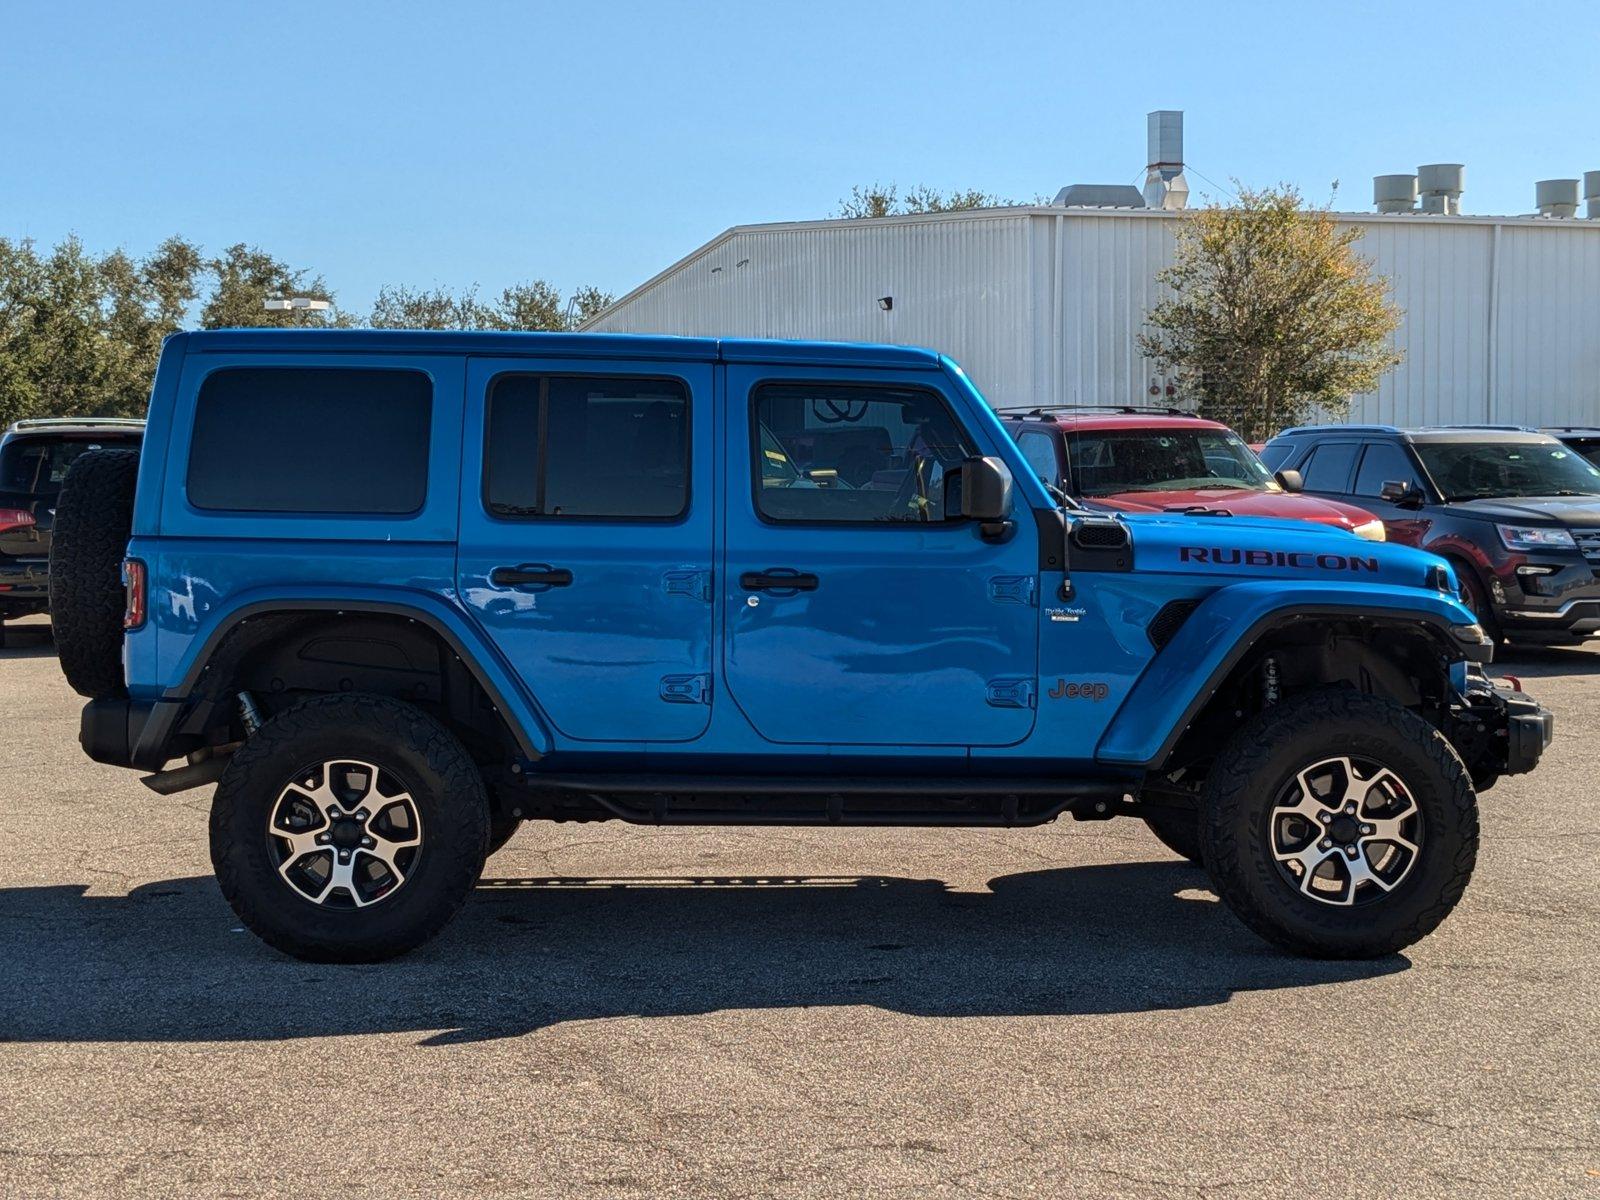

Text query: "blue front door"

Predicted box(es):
[721, 364, 1040, 747]
[455, 355, 715, 743]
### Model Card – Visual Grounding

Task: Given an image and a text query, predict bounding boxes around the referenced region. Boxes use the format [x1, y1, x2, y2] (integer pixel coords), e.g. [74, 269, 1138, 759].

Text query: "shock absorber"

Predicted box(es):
[237, 691, 263, 738]
[1262, 656, 1281, 706]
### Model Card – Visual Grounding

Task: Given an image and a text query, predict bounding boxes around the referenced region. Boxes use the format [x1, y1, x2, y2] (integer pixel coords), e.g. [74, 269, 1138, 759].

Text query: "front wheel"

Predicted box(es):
[1200, 690, 1478, 959]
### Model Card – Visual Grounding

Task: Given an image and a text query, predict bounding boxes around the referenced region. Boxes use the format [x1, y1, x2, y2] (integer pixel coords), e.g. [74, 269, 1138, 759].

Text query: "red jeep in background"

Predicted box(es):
[1001, 406, 1387, 541]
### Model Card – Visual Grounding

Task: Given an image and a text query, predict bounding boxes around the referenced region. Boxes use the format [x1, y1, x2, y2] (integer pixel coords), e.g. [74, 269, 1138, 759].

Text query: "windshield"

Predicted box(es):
[1413, 441, 1600, 501]
[1064, 429, 1274, 497]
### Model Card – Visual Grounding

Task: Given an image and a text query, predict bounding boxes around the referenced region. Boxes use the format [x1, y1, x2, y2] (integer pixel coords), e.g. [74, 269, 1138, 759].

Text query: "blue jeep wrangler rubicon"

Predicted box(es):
[52, 330, 1552, 963]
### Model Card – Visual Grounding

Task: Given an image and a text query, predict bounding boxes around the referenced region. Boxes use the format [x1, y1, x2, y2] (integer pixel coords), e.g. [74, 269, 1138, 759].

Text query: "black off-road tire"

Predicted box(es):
[210, 693, 490, 962]
[1200, 689, 1479, 959]
[1142, 807, 1204, 865]
[487, 802, 523, 857]
[49, 448, 139, 699]
[1455, 564, 1504, 645]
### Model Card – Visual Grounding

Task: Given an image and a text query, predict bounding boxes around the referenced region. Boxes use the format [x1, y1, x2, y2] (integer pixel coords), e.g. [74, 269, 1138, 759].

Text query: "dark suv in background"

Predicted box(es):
[1260, 425, 1600, 643]
[0, 418, 145, 645]
[1547, 427, 1600, 468]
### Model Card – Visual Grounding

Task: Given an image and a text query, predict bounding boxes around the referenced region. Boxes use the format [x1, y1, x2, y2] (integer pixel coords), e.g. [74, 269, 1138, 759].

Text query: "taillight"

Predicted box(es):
[122, 558, 147, 630]
[0, 507, 36, 534]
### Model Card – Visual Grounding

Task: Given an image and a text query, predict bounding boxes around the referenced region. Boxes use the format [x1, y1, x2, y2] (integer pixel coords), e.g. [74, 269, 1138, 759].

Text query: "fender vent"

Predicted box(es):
[1072, 519, 1130, 549]
[1147, 599, 1200, 650]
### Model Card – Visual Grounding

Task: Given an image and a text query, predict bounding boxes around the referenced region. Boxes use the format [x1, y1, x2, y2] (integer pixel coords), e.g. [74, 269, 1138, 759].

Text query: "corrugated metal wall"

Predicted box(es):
[591, 208, 1600, 429]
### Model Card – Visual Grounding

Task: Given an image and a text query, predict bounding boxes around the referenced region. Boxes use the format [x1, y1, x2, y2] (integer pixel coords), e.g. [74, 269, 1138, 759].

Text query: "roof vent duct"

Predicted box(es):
[1374, 174, 1418, 213]
[1418, 164, 1464, 214]
[1143, 110, 1189, 211]
[1052, 183, 1146, 208]
[1586, 171, 1600, 219]
[1536, 179, 1580, 218]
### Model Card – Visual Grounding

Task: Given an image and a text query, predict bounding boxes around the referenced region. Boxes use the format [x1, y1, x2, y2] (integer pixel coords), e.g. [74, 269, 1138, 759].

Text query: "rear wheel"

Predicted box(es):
[210, 693, 489, 962]
[1200, 689, 1478, 959]
[49, 448, 139, 698]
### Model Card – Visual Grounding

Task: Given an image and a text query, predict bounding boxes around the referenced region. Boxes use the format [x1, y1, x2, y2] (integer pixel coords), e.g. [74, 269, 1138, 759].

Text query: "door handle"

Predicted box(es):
[491, 564, 574, 588]
[740, 570, 819, 592]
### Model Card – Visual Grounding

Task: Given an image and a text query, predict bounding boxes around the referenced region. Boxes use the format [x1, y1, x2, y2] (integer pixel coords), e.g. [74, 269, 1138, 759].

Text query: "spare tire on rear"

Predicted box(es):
[50, 448, 139, 699]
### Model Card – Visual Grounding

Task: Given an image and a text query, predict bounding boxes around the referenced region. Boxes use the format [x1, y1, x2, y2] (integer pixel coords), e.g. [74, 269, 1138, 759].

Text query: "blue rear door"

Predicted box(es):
[455, 356, 715, 743]
[721, 363, 1040, 747]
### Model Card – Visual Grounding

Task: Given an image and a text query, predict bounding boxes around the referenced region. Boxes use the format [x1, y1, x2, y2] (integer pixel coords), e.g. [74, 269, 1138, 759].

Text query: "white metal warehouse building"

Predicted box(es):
[586, 177, 1600, 430]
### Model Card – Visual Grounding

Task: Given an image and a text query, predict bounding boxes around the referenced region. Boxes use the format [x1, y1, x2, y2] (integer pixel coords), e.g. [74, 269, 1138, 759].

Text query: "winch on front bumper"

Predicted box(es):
[1449, 668, 1555, 786]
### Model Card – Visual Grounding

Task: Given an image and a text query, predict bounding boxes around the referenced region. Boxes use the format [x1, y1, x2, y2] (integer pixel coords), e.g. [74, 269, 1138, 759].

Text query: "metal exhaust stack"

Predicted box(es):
[1143, 111, 1189, 211]
[1586, 171, 1600, 219]
[1374, 175, 1418, 213]
[1418, 164, 1464, 214]
[1536, 179, 1580, 218]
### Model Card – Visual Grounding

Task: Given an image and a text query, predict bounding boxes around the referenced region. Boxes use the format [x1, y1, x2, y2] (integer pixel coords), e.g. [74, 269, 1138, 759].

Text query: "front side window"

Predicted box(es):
[752, 383, 975, 523]
[1413, 440, 1600, 501]
[1300, 442, 1360, 492]
[1353, 442, 1421, 497]
[485, 374, 689, 519]
[1063, 428, 1274, 496]
[187, 368, 432, 513]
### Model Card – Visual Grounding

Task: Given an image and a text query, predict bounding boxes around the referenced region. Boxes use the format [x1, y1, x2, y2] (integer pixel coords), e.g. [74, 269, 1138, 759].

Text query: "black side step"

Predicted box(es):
[517, 773, 1132, 828]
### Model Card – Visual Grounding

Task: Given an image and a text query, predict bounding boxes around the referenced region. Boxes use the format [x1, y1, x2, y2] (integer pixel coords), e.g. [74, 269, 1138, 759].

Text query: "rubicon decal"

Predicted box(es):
[1179, 547, 1380, 573]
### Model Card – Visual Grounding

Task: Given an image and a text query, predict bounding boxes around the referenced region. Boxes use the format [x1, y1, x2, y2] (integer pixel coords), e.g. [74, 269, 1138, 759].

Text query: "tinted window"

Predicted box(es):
[188, 368, 431, 514]
[485, 375, 689, 518]
[1353, 442, 1420, 497]
[1300, 442, 1359, 492]
[1, 434, 141, 499]
[1017, 431, 1060, 483]
[753, 383, 975, 523]
[1257, 441, 1294, 471]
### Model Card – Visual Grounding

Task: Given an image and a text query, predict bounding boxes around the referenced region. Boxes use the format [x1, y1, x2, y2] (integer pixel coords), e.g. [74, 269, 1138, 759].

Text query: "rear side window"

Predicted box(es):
[1300, 442, 1359, 492]
[484, 374, 689, 519]
[1353, 442, 1420, 497]
[187, 368, 432, 514]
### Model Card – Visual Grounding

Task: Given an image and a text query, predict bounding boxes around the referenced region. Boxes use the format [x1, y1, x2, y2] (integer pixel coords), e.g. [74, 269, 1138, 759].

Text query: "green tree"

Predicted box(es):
[837, 183, 1014, 219]
[0, 234, 203, 425]
[368, 281, 614, 331]
[369, 283, 496, 330]
[201, 243, 348, 329]
[1138, 185, 1403, 442]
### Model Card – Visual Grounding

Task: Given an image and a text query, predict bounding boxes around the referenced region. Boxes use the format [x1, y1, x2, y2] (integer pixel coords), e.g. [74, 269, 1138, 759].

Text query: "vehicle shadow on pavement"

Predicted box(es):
[1497, 643, 1600, 679]
[0, 621, 55, 659]
[0, 863, 1407, 1045]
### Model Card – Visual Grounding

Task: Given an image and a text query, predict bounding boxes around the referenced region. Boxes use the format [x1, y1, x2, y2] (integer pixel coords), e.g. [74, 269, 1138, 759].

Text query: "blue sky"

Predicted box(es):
[3, 0, 1595, 315]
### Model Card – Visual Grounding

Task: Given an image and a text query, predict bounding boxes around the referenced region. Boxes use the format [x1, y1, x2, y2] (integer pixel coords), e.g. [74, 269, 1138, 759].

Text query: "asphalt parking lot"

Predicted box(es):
[1, 613, 1596, 1199]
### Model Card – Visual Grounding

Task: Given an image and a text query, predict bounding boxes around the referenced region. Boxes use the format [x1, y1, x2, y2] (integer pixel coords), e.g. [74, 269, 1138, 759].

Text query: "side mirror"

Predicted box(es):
[959, 455, 1014, 537]
[1380, 480, 1424, 509]
[1274, 468, 1304, 493]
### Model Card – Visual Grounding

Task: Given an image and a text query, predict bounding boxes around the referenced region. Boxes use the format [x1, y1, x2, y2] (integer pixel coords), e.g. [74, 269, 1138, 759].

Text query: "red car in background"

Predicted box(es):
[1000, 407, 1387, 541]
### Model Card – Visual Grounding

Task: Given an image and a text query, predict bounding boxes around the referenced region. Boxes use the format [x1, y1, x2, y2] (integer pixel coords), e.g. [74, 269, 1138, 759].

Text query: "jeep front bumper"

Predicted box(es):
[1499, 687, 1555, 775]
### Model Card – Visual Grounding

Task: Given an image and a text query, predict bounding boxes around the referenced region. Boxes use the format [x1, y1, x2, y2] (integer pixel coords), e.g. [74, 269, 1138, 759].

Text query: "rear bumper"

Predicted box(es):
[80, 697, 182, 771]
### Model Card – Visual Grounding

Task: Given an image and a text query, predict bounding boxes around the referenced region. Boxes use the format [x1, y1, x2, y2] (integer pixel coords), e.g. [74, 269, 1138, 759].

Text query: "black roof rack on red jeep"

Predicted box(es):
[994, 403, 1196, 419]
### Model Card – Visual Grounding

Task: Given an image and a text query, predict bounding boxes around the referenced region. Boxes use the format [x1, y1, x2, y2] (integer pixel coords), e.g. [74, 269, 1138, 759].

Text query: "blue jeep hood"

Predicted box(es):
[1114, 511, 1453, 592]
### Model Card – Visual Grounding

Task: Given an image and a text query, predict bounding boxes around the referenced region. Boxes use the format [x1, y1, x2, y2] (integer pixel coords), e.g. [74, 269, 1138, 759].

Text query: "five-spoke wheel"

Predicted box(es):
[1268, 756, 1422, 906]
[269, 760, 424, 908]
